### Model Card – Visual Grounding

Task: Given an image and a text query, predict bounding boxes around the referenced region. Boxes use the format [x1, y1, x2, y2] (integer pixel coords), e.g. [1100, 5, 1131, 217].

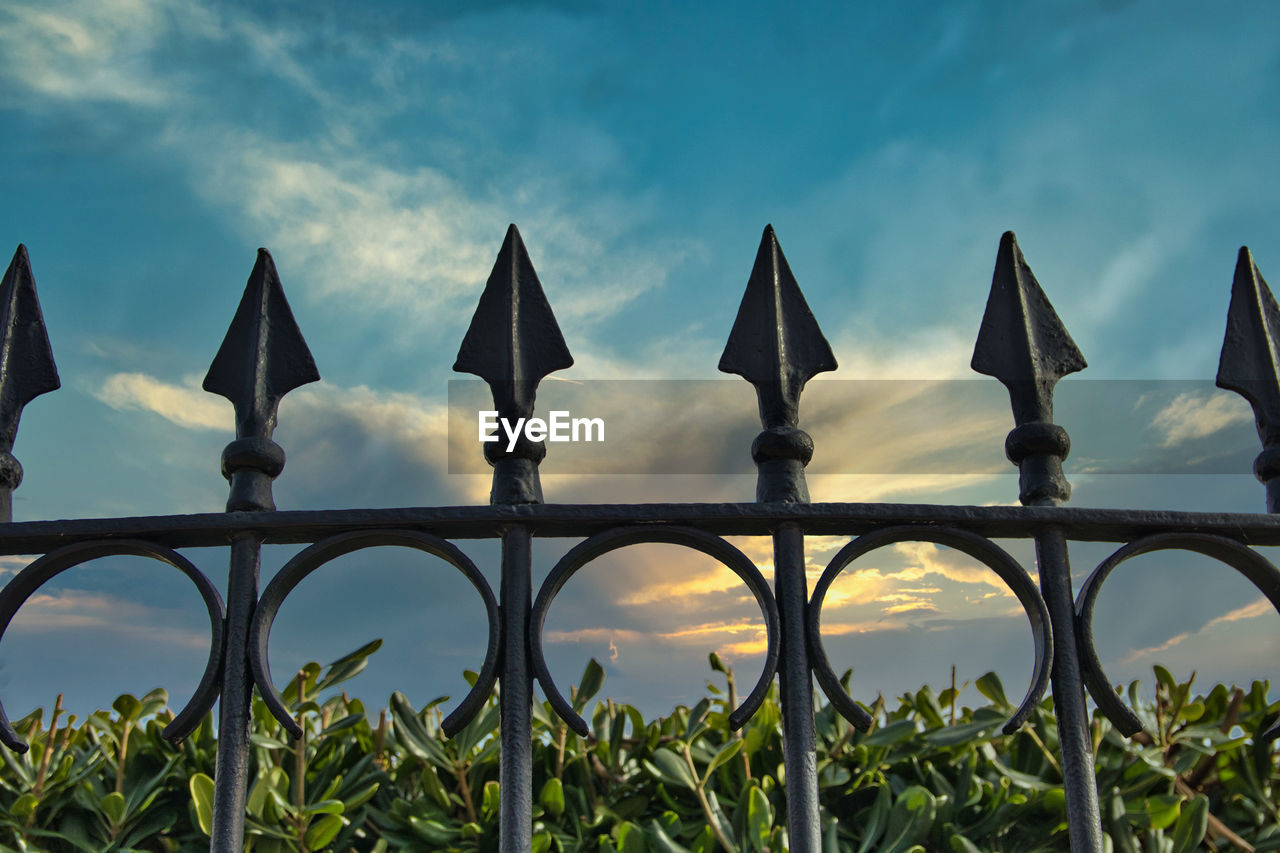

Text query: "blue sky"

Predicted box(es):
[0, 0, 1277, 726]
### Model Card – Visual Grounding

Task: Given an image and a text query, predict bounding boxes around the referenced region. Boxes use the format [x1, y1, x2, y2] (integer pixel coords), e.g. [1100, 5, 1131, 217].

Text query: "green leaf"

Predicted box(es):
[747, 784, 772, 851]
[482, 780, 501, 821]
[573, 659, 607, 715]
[301, 799, 344, 816]
[645, 748, 696, 790]
[98, 791, 126, 826]
[304, 814, 345, 850]
[950, 834, 983, 853]
[1153, 665, 1176, 695]
[10, 793, 38, 819]
[974, 672, 1010, 709]
[709, 652, 727, 674]
[882, 786, 936, 853]
[540, 777, 565, 819]
[327, 638, 383, 669]
[389, 691, 448, 766]
[319, 713, 365, 736]
[863, 719, 916, 746]
[343, 780, 380, 811]
[855, 785, 891, 853]
[189, 773, 215, 837]
[647, 820, 693, 853]
[112, 694, 143, 721]
[823, 816, 842, 853]
[1143, 794, 1182, 830]
[703, 739, 742, 783]
[1170, 795, 1208, 853]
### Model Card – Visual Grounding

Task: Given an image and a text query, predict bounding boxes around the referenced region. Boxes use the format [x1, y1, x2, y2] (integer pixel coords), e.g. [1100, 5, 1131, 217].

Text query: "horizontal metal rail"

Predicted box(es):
[1, 502, 1279, 552]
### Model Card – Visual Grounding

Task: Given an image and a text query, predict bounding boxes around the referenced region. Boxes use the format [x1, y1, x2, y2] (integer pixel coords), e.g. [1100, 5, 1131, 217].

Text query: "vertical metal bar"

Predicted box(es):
[973, 231, 1103, 850]
[210, 533, 261, 853]
[202, 249, 319, 851]
[1035, 527, 1103, 853]
[719, 226, 836, 853]
[499, 526, 533, 853]
[455, 225, 574, 850]
[774, 522, 820, 851]
[0, 245, 61, 525]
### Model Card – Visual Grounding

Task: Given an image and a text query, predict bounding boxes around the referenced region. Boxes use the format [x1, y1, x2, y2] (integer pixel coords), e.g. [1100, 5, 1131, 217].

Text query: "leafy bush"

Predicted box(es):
[0, 643, 1274, 852]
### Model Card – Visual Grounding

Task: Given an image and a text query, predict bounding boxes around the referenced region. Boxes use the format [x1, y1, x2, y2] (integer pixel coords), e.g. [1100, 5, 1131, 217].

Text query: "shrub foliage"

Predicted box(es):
[0, 642, 1275, 851]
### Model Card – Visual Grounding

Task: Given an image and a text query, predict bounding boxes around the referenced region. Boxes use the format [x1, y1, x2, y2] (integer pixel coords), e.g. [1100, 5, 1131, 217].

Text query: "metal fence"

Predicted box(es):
[0, 225, 1277, 853]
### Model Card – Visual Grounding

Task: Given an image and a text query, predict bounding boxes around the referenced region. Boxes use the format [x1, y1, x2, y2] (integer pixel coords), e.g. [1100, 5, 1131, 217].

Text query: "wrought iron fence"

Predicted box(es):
[0, 225, 1277, 853]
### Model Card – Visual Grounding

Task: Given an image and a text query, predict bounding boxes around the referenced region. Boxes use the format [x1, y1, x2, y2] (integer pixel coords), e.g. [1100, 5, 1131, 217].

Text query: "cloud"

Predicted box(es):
[1150, 391, 1253, 447]
[1116, 595, 1273, 665]
[95, 372, 229, 431]
[890, 541, 1018, 595]
[0, 0, 196, 106]
[13, 588, 212, 650]
[545, 618, 769, 661]
[0, 556, 32, 579]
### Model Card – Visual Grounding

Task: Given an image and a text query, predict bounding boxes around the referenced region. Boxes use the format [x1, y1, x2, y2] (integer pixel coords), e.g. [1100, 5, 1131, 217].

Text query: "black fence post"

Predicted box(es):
[973, 232, 1103, 852]
[203, 250, 319, 852]
[455, 225, 574, 852]
[0, 246, 59, 524]
[721, 226, 837, 851]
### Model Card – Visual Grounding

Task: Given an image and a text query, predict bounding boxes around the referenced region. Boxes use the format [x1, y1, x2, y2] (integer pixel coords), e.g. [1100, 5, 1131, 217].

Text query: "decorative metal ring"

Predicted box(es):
[809, 526, 1053, 734]
[249, 529, 500, 739]
[1077, 533, 1280, 742]
[529, 526, 781, 737]
[0, 540, 225, 752]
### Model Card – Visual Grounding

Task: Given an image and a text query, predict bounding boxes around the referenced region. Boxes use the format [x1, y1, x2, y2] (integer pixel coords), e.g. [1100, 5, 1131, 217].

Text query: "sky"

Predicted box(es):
[0, 0, 1278, 730]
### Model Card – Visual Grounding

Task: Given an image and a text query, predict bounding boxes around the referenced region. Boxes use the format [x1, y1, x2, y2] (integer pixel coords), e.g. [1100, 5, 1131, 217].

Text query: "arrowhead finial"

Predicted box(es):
[719, 225, 837, 427]
[454, 225, 574, 415]
[972, 232, 1087, 425]
[972, 232, 1085, 505]
[454, 226, 573, 505]
[719, 226, 836, 502]
[203, 249, 319, 512]
[0, 246, 60, 521]
[1216, 247, 1280, 511]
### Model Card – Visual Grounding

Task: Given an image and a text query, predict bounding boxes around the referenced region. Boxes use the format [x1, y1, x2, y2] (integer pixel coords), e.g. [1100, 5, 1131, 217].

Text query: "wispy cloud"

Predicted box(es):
[0, 0, 202, 106]
[95, 372, 229, 431]
[545, 618, 769, 661]
[1150, 391, 1253, 447]
[1117, 596, 1273, 665]
[14, 588, 212, 650]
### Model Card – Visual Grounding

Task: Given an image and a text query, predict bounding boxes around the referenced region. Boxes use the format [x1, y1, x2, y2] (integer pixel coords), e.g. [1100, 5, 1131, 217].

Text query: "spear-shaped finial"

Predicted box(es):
[1216, 247, 1280, 512]
[0, 246, 60, 522]
[454, 225, 573, 505]
[972, 232, 1086, 506]
[719, 225, 837, 502]
[204, 249, 319, 512]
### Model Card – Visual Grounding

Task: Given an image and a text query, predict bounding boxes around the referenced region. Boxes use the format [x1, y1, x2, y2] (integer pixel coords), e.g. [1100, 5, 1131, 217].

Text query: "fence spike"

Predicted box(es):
[203, 249, 319, 512]
[1216, 247, 1280, 511]
[720, 225, 836, 502]
[719, 224, 837, 429]
[972, 232, 1085, 506]
[455, 225, 573, 505]
[0, 246, 60, 522]
[972, 231, 1086, 426]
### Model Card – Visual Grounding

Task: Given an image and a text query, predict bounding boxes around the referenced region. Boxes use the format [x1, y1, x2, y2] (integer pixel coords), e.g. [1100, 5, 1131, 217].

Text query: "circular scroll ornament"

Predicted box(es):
[249, 530, 500, 739]
[0, 540, 225, 751]
[1076, 533, 1280, 742]
[809, 526, 1053, 734]
[529, 526, 781, 737]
